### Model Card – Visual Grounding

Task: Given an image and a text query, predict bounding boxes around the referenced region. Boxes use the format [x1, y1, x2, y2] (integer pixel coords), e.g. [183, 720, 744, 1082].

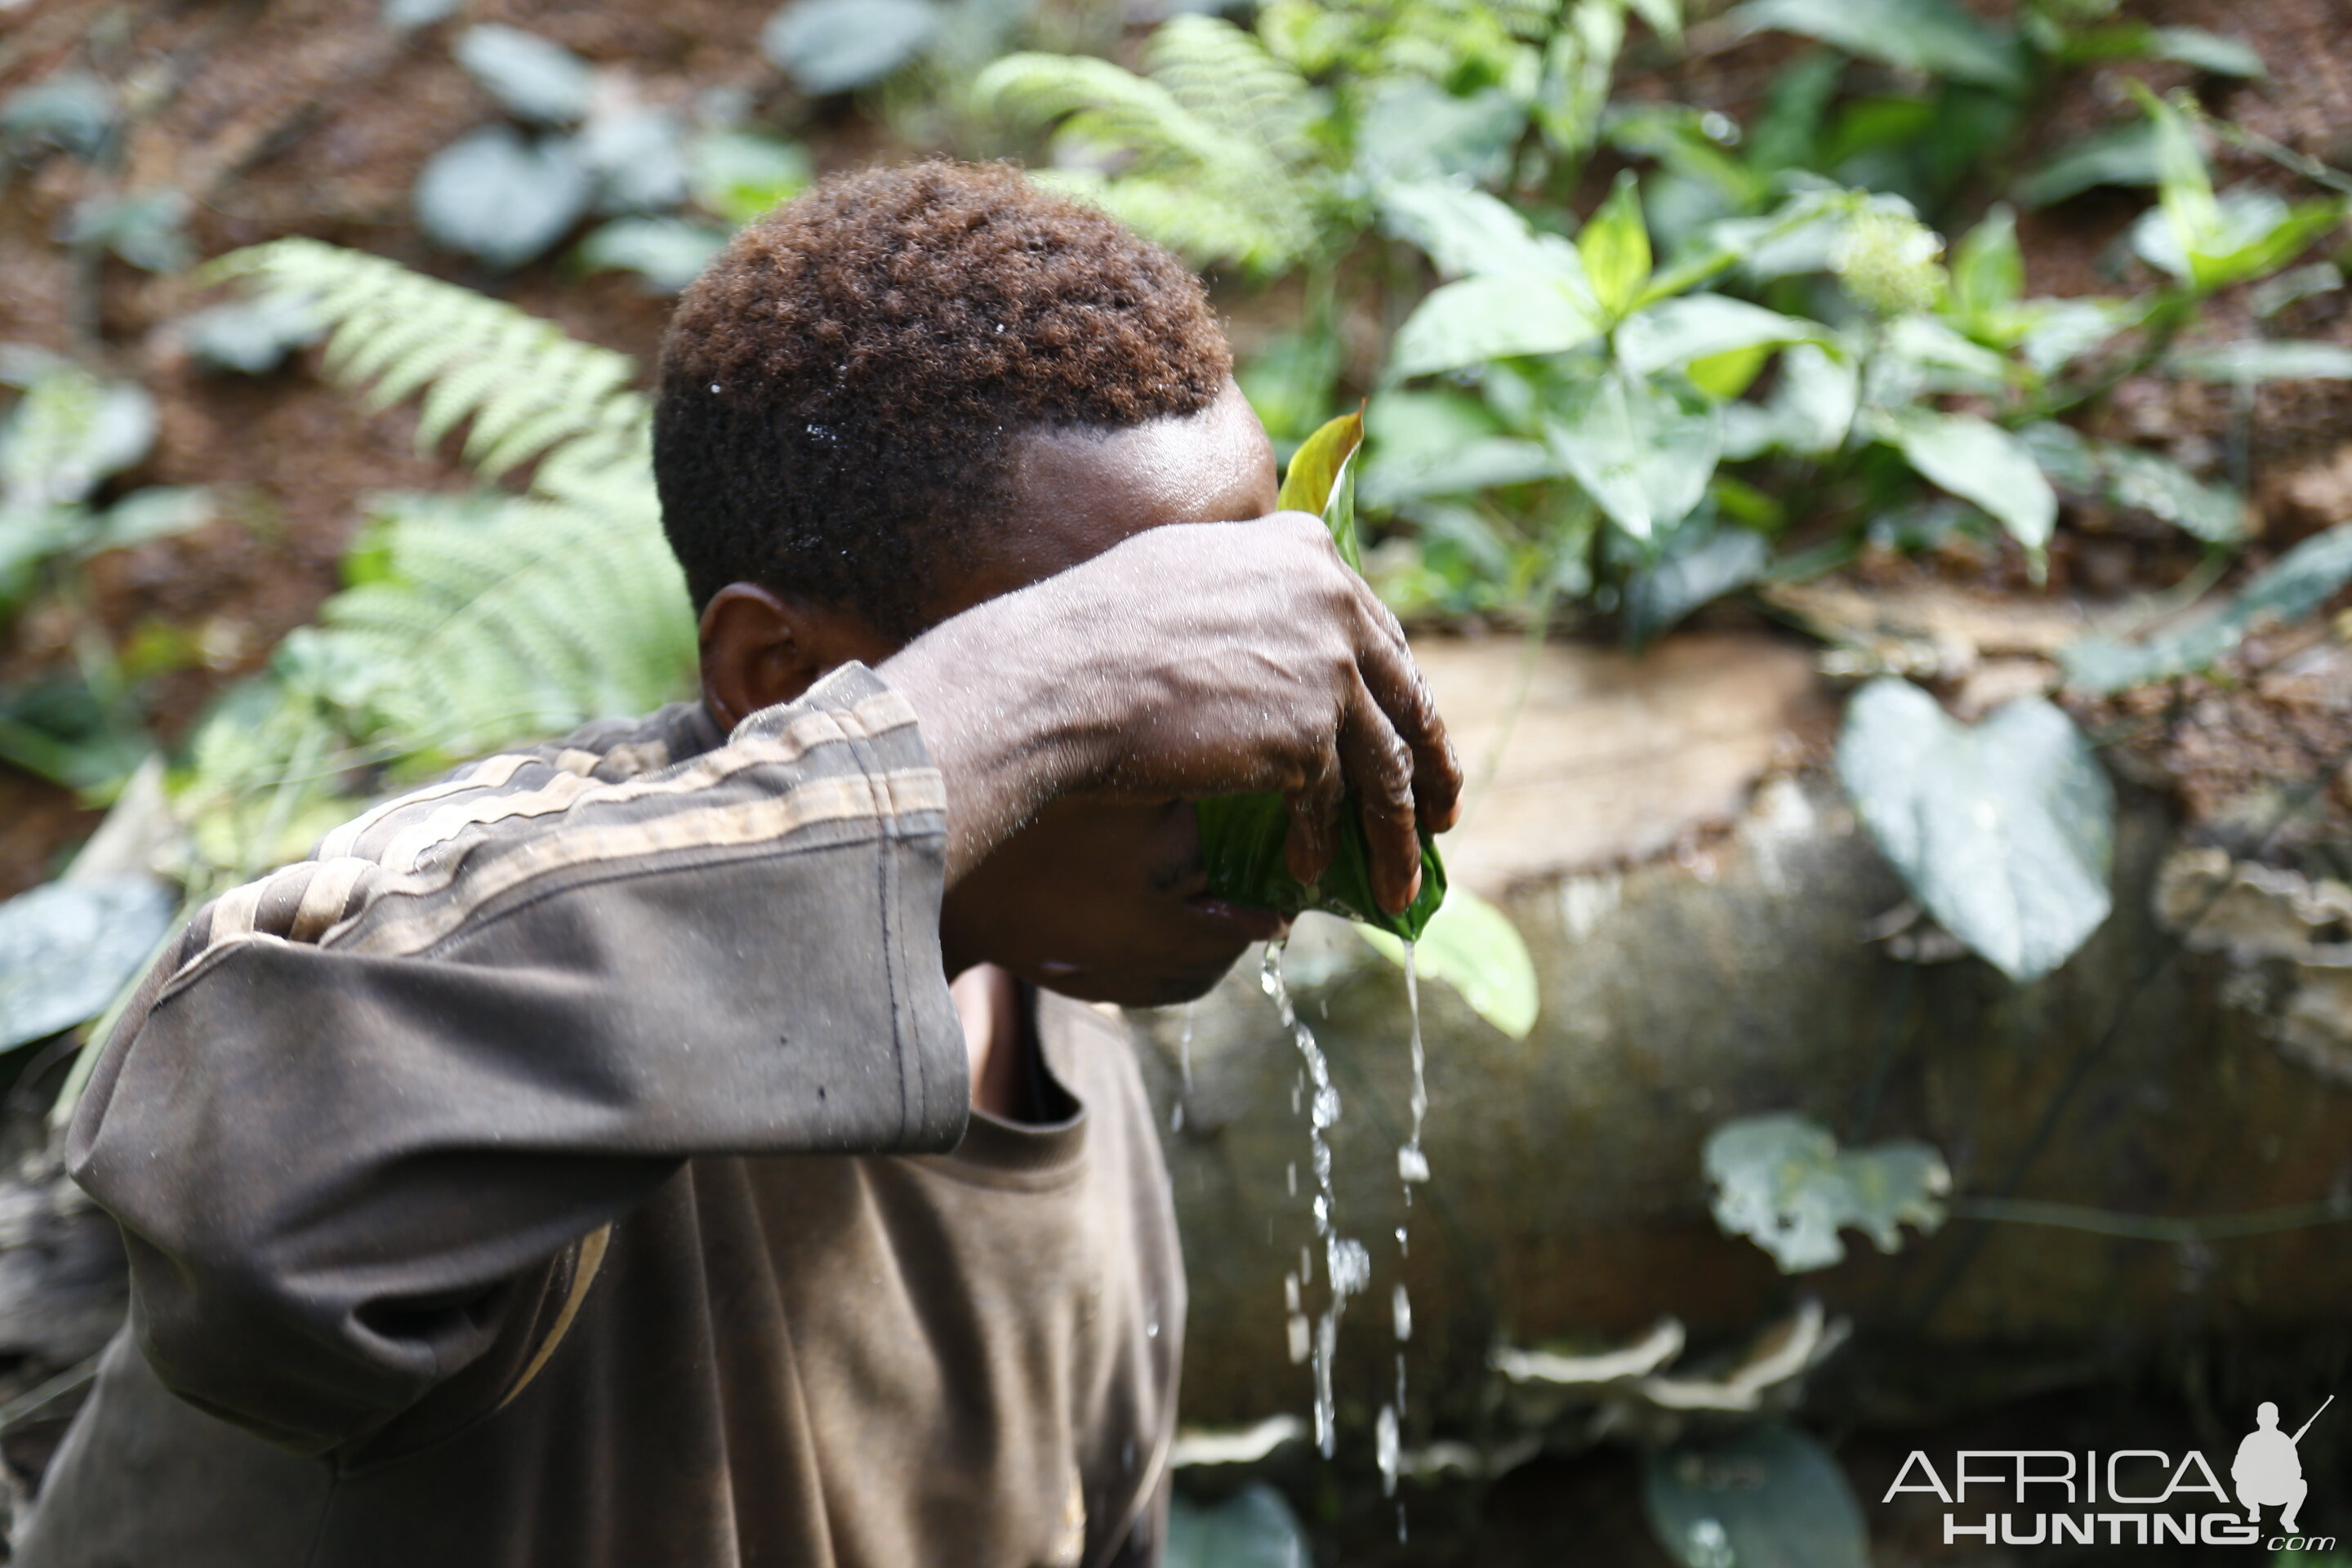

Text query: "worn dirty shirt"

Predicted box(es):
[20, 663, 1187, 1568]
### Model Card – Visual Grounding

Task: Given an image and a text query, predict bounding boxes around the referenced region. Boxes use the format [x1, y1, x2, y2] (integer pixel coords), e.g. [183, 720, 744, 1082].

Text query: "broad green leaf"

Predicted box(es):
[2100, 445, 2243, 542]
[2017, 296, 2140, 375]
[455, 24, 595, 125]
[577, 106, 691, 213]
[1387, 274, 1601, 381]
[762, 0, 941, 94]
[1546, 369, 1718, 542]
[2069, 23, 2265, 78]
[1199, 409, 1446, 940]
[1877, 409, 2055, 554]
[688, 129, 812, 225]
[1705, 1114, 1949, 1273]
[1685, 343, 1771, 400]
[1361, 390, 1565, 505]
[1278, 409, 1363, 569]
[1, 366, 156, 511]
[1615, 295, 1824, 380]
[1728, 0, 2022, 91]
[1357, 885, 1539, 1039]
[1165, 1485, 1308, 1568]
[1646, 1424, 1870, 1568]
[1579, 172, 1653, 323]
[576, 218, 728, 294]
[414, 126, 593, 269]
[2142, 192, 2347, 292]
[180, 294, 322, 376]
[1837, 679, 2114, 982]
[2167, 339, 2352, 383]
[62, 188, 192, 272]
[2061, 523, 2352, 692]
[1948, 204, 2022, 327]
[1622, 522, 1768, 647]
[2250, 261, 2344, 321]
[0, 877, 176, 1050]
[1236, 327, 1342, 448]
[93, 486, 215, 550]
[1355, 79, 1525, 189]
[2015, 122, 2160, 209]
[2020, 422, 2243, 543]
[1377, 181, 1580, 282]
[1, 73, 114, 158]
[1722, 341, 1857, 460]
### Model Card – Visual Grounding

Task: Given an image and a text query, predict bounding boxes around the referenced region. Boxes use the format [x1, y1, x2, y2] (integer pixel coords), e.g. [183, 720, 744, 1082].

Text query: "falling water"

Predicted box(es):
[1169, 1004, 1194, 1133]
[1390, 942, 1428, 1543]
[1259, 939, 1366, 1459]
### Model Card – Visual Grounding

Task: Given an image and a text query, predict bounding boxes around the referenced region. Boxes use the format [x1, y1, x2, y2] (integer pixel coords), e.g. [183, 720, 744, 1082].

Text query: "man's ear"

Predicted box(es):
[697, 583, 900, 731]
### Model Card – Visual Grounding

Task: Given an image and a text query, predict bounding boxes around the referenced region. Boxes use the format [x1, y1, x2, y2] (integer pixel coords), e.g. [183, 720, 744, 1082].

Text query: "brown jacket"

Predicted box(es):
[22, 665, 1186, 1567]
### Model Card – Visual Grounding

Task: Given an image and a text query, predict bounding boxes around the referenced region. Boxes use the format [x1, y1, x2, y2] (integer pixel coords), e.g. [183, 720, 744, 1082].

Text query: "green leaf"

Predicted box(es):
[1728, 0, 2022, 91]
[1646, 1423, 1871, 1568]
[1837, 678, 2114, 982]
[2, 365, 156, 513]
[2060, 523, 2352, 692]
[1279, 409, 1362, 568]
[413, 126, 593, 270]
[1948, 204, 2022, 327]
[1706, 1113, 1949, 1273]
[577, 106, 691, 214]
[2069, 23, 2266, 78]
[2166, 339, 2352, 382]
[1354, 79, 1525, 189]
[0, 877, 177, 1050]
[1579, 172, 1653, 323]
[1721, 341, 1857, 460]
[2015, 122, 2160, 209]
[1876, 409, 2056, 555]
[688, 129, 812, 225]
[2021, 422, 2242, 543]
[92, 486, 215, 550]
[1377, 181, 1581, 282]
[454, 24, 595, 125]
[1622, 522, 1768, 647]
[1356, 885, 1539, 1039]
[1165, 1485, 1309, 1568]
[1615, 295, 1824, 380]
[1547, 368, 1720, 541]
[1, 72, 114, 158]
[2016, 296, 2140, 375]
[1201, 409, 1443, 938]
[179, 293, 323, 375]
[576, 218, 729, 294]
[1387, 274, 1601, 381]
[62, 189, 193, 272]
[762, 0, 941, 94]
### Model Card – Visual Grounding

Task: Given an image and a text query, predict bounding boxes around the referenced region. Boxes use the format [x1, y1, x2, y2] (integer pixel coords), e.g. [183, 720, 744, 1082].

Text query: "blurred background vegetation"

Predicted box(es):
[3, 0, 2352, 1561]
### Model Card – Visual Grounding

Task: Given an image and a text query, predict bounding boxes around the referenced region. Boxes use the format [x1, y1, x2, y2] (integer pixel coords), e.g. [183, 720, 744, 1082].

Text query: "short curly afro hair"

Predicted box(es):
[653, 160, 1233, 639]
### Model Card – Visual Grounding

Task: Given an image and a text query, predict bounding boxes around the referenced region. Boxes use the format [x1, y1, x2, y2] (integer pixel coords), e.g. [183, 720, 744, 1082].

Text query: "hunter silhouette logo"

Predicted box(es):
[1886, 1393, 2337, 1550]
[2235, 1397, 2332, 1537]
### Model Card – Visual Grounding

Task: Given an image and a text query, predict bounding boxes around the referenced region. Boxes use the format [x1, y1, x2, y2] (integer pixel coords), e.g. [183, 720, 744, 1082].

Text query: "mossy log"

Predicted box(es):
[1138, 631, 2352, 1439]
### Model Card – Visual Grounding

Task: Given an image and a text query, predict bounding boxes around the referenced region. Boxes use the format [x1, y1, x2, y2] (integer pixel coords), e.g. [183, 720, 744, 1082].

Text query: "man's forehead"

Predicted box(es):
[951, 379, 1278, 603]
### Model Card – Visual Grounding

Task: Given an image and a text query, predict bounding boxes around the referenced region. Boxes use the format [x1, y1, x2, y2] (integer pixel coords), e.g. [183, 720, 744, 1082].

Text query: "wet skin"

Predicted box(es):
[695, 378, 1459, 1103]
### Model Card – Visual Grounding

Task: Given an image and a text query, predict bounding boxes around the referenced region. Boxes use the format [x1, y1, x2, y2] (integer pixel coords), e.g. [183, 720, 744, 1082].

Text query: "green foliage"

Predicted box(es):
[0, 877, 176, 1051]
[1705, 1112, 1949, 1272]
[1837, 678, 2114, 982]
[1165, 1484, 1309, 1568]
[1357, 884, 1539, 1038]
[1644, 1423, 1870, 1568]
[1196, 411, 1449, 940]
[2061, 524, 2352, 693]
[974, 16, 1330, 276]
[764, 0, 943, 95]
[183, 242, 695, 876]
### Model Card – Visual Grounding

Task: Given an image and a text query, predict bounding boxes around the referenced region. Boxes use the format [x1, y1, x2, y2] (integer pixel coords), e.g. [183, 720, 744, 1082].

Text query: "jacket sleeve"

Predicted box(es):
[66, 663, 969, 1456]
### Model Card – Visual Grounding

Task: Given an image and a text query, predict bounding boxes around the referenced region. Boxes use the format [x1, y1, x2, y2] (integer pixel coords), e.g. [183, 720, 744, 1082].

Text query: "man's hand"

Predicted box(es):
[881, 514, 1460, 914]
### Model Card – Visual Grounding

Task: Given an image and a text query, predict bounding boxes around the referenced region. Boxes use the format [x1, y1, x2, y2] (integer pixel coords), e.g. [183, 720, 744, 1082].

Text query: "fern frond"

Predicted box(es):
[207, 239, 647, 483]
[1146, 16, 1319, 167]
[316, 486, 694, 764]
[976, 29, 1333, 274]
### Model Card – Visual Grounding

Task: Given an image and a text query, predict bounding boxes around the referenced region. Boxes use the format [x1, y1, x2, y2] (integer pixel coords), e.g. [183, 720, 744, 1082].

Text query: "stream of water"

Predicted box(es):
[1379, 943, 1427, 1534]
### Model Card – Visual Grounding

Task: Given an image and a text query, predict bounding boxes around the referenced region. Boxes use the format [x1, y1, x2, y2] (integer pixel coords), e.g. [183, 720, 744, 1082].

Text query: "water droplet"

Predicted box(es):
[1375, 1403, 1400, 1498]
[1392, 1283, 1412, 1343]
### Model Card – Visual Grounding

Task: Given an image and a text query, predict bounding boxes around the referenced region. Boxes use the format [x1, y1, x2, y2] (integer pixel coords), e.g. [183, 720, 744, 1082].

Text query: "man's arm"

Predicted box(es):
[69, 665, 967, 1455]
[69, 516, 1458, 1457]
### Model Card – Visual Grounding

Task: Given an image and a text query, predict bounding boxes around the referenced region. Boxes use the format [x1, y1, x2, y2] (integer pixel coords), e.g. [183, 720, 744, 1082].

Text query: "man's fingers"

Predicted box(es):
[1343, 577, 1463, 834]
[1285, 743, 1343, 889]
[1338, 678, 1423, 915]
